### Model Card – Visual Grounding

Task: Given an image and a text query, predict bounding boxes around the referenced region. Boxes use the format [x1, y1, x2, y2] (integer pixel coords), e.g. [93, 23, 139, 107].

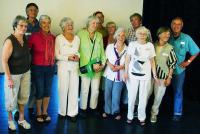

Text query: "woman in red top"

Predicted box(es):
[28, 15, 55, 123]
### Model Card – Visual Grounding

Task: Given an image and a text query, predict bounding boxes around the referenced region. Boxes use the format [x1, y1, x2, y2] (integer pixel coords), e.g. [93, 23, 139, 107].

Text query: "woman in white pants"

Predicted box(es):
[55, 17, 80, 122]
[149, 27, 177, 123]
[124, 26, 158, 126]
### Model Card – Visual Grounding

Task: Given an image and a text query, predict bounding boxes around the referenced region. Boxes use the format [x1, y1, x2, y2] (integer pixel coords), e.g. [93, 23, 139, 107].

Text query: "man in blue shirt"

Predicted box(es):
[169, 17, 199, 121]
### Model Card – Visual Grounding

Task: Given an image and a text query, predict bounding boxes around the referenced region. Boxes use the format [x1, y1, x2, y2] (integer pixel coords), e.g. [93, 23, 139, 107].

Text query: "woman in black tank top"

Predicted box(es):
[2, 15, 31, 131]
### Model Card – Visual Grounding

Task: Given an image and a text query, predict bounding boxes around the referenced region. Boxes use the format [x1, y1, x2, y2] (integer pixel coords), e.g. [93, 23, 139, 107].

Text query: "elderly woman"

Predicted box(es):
[93, 11, 108, 38]
[28, 15, 55, 123]
[2, 15, 31, 131]
[149, 27, 177, 123]
[124, 26, 158, 126]
[55, 17, 80, 122]
[78, 15, 106, 117]
[102, 27, 127, 120]
[103, 21, 117, 49]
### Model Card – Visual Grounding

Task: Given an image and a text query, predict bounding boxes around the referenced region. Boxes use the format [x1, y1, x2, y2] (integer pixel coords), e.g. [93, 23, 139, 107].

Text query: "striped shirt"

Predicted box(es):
[155, 42, 177, 79]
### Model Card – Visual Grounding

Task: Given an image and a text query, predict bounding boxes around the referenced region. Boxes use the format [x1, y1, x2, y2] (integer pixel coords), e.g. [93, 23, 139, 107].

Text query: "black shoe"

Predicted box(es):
[90, 109, 100, 117]
[69, 116, 77, 122]
[172, 115, 182, 122]
[14, 111, 19, 121]
[79, 109, 87, 118]
[58, 114, 66, 119]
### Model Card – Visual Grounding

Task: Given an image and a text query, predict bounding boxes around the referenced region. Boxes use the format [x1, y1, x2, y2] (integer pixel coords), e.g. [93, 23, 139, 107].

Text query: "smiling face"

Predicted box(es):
[26, 5, 38, 19]
[159, 31, 170, 42]
[88, 19, 98, 33]
[15, 20, 28, 35]
[107, 23, 116, 35]
[130, 16, 142, 29]
[171, 18, 183, 36]
[116, 31, 126, 43]
[40, 18, 51, 33]
[64, 21, 73, 34]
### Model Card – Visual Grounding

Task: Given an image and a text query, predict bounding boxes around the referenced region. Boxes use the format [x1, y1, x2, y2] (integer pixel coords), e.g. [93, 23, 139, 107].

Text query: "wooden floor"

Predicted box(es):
[0, 74, 200, 134]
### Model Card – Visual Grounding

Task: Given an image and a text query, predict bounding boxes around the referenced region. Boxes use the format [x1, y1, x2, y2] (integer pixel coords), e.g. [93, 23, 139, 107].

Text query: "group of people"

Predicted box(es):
[2, 2, 199, 132]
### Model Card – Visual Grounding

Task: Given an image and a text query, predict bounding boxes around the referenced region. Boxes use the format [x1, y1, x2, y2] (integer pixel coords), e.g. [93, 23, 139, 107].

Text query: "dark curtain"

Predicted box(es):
[142, 0, 200, 101]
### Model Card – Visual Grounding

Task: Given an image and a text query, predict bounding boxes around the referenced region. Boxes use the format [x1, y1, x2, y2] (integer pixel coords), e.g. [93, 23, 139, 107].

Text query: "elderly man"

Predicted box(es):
[169, 17, 199, 121]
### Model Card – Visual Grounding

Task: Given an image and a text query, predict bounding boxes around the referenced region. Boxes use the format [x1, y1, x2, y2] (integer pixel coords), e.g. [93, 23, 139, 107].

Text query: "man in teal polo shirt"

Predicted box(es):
[169, 17, 199, 121]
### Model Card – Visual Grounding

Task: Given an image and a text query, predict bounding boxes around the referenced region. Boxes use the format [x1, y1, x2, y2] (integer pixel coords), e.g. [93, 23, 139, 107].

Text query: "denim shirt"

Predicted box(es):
[169, 32, 199, 74]
[25, 19, 40, 39]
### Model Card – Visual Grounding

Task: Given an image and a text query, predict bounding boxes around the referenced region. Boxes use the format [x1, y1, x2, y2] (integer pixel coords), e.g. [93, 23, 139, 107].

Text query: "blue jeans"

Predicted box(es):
[32, 65, 54, 99]
[172, 71, 185, 115]
[104, 78, 124, 115]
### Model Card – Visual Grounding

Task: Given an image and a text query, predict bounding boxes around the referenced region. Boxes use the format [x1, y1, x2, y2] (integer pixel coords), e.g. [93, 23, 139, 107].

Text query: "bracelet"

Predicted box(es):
[153, 75, 157, 79]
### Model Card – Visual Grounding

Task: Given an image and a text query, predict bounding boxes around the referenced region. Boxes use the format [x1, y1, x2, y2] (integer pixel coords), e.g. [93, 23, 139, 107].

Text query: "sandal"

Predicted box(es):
[43, 114, 51, 122]
[139, 120, 146, 126]
[18, 120, 31, 129]
[126, 119, 132, 124]
[36, 115, 44, 123]
[114, 115, 121, 120]
[8, 120, 16, 131]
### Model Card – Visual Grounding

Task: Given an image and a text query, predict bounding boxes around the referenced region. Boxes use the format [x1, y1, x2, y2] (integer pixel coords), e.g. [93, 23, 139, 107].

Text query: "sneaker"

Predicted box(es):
[150, 115, 157, 123]
[8, 120, 16, 131]
[18, 120, 31, 129]
[172, 115, 182, 122]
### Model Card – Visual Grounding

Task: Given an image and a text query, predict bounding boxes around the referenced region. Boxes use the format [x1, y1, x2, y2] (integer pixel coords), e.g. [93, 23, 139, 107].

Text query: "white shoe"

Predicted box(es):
[150, 115, 157, 123]
[8, 120, 16, 131]
[18, 120, 31, 129]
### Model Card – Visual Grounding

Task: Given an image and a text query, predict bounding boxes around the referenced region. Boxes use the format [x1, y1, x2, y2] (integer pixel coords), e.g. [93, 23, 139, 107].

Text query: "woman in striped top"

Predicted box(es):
[149, 27, 177, 123]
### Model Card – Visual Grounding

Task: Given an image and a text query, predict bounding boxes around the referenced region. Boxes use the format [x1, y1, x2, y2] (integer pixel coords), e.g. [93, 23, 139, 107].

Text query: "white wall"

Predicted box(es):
[0, 0, 143, 72]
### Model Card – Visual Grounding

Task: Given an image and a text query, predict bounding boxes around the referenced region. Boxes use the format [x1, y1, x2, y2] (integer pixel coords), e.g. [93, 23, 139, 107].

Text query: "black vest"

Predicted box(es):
[7, 34, 31, 74]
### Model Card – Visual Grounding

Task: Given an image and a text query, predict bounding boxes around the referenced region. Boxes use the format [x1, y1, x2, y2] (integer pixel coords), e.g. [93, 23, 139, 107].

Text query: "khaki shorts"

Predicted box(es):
[4, 70, 30, 111]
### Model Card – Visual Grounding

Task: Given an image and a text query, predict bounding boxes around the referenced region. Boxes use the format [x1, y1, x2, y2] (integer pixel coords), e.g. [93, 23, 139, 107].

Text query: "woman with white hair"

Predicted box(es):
[102, 27, 127, 120]
[78, 15, 106, 117]
[28, 15, 55, 123]
[55, 17, 80, 122]
[124, 26, 158, 125]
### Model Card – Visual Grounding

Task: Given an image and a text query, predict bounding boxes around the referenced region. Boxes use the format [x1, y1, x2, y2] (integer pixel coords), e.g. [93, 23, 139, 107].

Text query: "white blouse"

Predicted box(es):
[55, 34, 80, 71]
[103, 43, 127, 82]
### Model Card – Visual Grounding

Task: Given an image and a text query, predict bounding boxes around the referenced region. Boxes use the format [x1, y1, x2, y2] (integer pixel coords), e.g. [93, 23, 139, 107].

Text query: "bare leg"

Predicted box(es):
[36, 99, 42, 115]
[18, 104, 25, 121]
[42, 97, 50, 114]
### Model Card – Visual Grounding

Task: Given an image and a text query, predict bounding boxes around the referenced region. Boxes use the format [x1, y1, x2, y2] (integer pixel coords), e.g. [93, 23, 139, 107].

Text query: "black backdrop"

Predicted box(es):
[142, 0, 200, 101]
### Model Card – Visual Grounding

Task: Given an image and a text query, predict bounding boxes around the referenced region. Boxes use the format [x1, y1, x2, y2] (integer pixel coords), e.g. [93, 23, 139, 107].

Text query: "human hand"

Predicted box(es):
[179, 61, 190, 68]
[8, 78, 14, 89]
[164, 78, 171, 86]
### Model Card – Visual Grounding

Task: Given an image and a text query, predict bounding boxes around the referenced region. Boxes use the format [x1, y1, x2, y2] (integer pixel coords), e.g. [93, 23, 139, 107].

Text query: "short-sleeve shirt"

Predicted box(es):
[169, 33, 200, 74]
[127, 41, 156, 80]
